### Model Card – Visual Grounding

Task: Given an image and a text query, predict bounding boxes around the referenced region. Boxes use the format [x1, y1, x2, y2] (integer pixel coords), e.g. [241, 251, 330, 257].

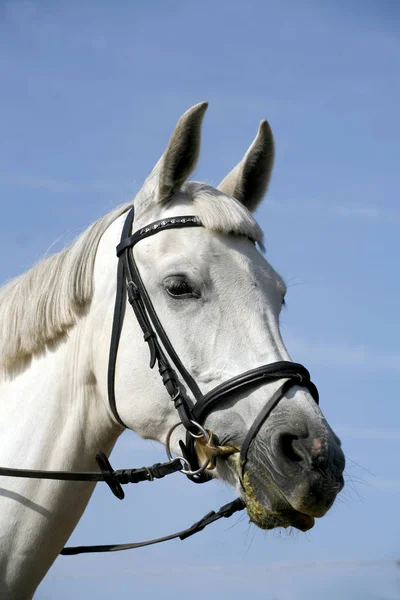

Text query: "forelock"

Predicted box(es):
[181, 182, 264, 250]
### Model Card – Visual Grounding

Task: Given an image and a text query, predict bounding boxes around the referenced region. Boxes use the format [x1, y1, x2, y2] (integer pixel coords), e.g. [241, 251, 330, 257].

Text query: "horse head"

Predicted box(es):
[92, 102, 345, 532]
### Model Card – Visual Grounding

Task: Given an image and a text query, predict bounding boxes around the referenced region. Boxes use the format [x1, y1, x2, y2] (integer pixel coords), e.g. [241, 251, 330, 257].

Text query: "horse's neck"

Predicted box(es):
[0, 319, 118, 598]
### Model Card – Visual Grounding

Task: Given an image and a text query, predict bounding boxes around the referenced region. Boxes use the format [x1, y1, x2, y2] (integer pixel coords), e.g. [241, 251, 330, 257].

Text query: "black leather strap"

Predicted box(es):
[116, 215, 203, 256]
[0, 456, 183, 500]
[107, 206, 136, 427]
[239, 377, 317, 469]
[0, 466, 105, 482]
[126, 249, 204, 403]
[184, 362, 319, 480]
[192, 362, 318, 423]
[61, 497, 245, 555]
[96, 452, 125, 499]
[115, 209, 205, 434]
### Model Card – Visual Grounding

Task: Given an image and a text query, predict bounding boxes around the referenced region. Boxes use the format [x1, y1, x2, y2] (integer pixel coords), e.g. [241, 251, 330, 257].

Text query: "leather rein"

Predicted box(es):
[0, 206, 319, 556]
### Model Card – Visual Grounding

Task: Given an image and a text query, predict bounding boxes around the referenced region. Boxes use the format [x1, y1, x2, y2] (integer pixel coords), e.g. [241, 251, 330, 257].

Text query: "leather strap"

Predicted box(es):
[240, 377, 318, 469]
[125, 231, 204, 403]
[107, 207, 136, 427]
[184, 362, 319, 481]
[61, 497, 245, 555]
[0, 456, 183, 500]
[116, 215, 203, 256]
[192, 362, 318, 423]
[112, 207, 204, 434]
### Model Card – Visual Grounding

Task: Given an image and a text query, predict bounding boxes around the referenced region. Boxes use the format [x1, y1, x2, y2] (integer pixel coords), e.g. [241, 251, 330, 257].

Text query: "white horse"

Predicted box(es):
[0, 103, 345, 598]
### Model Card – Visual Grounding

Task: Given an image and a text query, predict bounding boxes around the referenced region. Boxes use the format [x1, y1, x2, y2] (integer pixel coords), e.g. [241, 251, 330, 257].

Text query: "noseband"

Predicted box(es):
[111, 206, 319, 482]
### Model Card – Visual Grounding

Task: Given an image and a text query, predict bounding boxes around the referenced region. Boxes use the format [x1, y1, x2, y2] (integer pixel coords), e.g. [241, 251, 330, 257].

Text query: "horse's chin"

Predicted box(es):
[227, 455, 315, 532]
[242, 471, 315, 532]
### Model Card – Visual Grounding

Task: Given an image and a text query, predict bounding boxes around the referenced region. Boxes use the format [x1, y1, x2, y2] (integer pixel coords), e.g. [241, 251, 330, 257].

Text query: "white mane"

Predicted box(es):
[0, 202, 134, 371]
[0, 186, 263, 371]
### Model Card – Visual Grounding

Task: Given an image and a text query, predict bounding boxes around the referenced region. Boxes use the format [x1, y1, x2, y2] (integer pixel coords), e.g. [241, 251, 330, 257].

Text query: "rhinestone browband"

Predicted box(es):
[139, 216, 201, 236]
[116, 215, 203, 256]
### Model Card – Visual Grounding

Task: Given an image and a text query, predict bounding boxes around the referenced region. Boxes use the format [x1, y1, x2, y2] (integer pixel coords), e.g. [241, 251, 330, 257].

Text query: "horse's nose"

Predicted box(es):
[271, 428, 345, 516]
[279, 432, 312, 466]
[277, 430, 345, 479]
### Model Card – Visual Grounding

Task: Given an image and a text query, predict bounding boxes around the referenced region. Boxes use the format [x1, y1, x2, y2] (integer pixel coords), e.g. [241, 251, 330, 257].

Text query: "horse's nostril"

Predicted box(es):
[280, 434, 304, 463]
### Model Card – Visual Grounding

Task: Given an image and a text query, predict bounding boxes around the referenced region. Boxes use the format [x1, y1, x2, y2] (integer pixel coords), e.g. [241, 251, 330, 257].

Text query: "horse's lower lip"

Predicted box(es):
[246, 501, 316, 532]
[281, 510, 315, 532]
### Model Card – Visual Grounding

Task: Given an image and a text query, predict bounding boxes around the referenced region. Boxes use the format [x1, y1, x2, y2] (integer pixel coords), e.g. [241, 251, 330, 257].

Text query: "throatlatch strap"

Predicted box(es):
[61, 498, 245, 555]
[107, 257, 127, 427]
[107, 206, 136, 428]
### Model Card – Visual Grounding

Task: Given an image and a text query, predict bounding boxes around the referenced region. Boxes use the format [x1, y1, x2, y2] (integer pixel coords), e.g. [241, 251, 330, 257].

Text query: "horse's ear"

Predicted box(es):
[157, 102, 208, 201]
[217, 120, 274, 212]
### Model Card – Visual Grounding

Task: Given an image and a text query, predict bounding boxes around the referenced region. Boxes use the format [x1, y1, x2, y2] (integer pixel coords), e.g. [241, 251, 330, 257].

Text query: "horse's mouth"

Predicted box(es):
[244, 477, 315, 532]
[227, 454, 315, 532]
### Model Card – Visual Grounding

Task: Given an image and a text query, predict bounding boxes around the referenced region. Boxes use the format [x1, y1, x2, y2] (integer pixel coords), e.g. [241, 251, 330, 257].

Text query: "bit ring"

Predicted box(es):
[165, 421, 211, 476]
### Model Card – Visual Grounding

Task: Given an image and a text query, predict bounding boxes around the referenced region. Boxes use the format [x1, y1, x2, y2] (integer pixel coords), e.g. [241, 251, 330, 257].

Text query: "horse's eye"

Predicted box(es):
[164, 277, 198, 299]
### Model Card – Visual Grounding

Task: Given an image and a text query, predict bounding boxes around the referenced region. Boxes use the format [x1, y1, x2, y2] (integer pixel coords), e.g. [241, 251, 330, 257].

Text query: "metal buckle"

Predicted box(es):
[171, 389, 182, 403]
[144, 466, 154, 482]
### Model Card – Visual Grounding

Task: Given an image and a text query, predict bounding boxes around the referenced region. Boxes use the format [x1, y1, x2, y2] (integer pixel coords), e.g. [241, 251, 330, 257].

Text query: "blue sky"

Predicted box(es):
[1, 1, 399, 598]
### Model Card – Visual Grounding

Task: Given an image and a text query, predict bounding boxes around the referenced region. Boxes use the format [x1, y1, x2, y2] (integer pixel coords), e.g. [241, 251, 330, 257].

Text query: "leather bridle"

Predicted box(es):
[110, 206, 319, 482]
[0, 205, 319, 556]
